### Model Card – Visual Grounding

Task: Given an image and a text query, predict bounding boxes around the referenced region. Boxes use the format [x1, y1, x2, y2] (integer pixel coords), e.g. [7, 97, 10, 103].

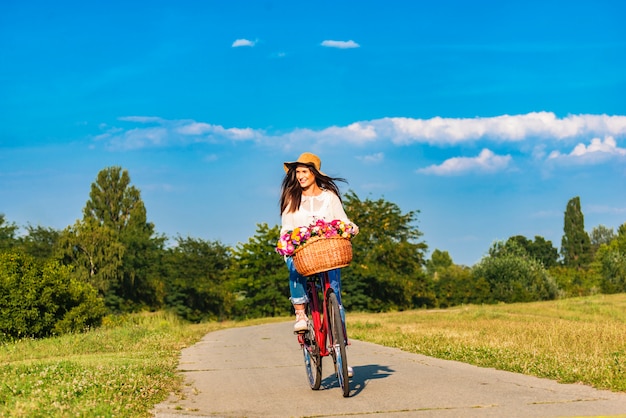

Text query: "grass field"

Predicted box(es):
[1, 294, 625, 416]
[350, 293, 626, 392]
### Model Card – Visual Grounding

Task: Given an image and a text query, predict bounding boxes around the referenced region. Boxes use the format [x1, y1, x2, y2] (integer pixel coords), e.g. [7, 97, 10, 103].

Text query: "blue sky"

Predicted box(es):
[1, 0, 625, 266]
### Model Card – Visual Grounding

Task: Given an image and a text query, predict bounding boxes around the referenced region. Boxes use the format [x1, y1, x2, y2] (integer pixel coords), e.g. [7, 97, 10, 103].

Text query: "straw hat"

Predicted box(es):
[283, 152, 327, 176]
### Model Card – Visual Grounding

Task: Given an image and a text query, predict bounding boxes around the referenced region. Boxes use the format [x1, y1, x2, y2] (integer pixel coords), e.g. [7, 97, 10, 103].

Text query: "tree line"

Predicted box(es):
[1, 167, 624, 341]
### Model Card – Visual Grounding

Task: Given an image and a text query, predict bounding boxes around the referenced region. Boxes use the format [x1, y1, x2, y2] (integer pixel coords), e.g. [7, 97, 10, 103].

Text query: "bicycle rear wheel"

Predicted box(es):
[302, 313, 322, 389]
[328, 291, 350, 397]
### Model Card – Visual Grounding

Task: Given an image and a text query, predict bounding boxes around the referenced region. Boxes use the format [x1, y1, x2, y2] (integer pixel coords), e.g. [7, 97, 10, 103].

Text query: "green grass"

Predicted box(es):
[0, 312, 283, 417]
[348, 293, 626, 392]
[1, 295, 625, 416]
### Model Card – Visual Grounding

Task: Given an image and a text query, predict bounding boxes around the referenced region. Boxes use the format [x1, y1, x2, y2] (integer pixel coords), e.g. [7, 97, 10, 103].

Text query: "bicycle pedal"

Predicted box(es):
[294, 329, 306, 334]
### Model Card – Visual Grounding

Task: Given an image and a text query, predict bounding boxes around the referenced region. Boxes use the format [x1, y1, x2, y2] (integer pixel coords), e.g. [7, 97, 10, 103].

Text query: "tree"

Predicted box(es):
[595, 223, 626, 294]
[595, 241, 626, 294]
[432, 264, 489, 307]
[19, 224, 61, 263]
[506, 235, 559, 268]
[341, 191, 432, 311]
[161, 236, 234, 322]
[425, 249, 453, 277]
[0, 214, 18, 252]
[60, 166, 164, 311]
[230, 223, 292, 318]
[530, 236, 560, 268]
[561, 196, 591, 269]
[83, 167, 148, 233]
[590, 225, 616, 256]
[425, 249, 491, 307]
[57, 218, 125, 299]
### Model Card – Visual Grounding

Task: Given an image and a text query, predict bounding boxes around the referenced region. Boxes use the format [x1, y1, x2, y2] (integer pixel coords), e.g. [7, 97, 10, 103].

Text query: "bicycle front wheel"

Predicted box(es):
[328, 291, 350, 397]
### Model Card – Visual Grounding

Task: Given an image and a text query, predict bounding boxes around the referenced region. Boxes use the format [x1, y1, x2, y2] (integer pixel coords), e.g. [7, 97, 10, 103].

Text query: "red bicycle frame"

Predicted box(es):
[297, 271, 348, 355]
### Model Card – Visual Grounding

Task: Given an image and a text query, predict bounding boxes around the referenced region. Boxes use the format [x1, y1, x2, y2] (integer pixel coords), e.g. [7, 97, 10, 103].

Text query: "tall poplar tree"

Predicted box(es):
[561, 196, 591, 269]
[61, 166, 163, 311]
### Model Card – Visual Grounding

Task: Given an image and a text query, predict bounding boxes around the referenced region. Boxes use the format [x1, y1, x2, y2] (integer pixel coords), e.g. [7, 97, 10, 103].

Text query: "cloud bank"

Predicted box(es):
[107, 112, 626, 148]
[242, 112, 626, 147]
[372, 112, 626, 145]
[94, 113, 626, 175]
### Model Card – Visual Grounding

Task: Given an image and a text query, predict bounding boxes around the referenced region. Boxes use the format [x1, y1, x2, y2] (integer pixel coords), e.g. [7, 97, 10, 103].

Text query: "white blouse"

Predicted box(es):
[280, 190, 352, 235]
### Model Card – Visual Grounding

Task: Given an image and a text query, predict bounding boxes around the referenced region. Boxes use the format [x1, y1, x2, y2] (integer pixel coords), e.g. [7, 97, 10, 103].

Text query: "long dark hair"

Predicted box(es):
[279, 164, 347, 215]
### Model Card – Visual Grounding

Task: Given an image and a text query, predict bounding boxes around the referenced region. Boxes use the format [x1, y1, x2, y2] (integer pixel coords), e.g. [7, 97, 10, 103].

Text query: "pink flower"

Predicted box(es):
[276, 219, 359, 256]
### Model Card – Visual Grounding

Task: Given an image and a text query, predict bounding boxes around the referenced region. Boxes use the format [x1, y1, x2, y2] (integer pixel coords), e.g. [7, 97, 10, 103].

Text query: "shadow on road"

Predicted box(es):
[321, 364, 395, 396]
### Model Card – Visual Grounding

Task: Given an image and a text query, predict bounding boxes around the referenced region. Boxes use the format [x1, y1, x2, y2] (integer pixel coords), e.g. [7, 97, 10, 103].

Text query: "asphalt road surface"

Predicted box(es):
[153, 321, 626, 418]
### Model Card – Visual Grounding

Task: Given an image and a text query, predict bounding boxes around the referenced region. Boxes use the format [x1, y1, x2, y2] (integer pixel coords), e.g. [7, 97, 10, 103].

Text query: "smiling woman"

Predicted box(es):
[278, 152, 358, 331]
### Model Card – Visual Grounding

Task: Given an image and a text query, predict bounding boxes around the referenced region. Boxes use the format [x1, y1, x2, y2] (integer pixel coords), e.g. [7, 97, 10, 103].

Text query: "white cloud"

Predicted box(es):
[356, 152, 384, 164]
[417, 149, 512, 176]
[548, 136, 626, 164]
[97, 126, 169, 150]
[321, 40, 360, 49]
[319, 122, 377, 143]
[176, 121, 257, 140]
[176, 122, 213, 135]
[232, 39, 255, 47]
[96, 118, 262, 150]
[571, 136, 625, 156]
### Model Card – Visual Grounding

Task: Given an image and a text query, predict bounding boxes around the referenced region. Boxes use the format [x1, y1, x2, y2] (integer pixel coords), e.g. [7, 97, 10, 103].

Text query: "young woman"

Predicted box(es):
[279, 152, 358, 333]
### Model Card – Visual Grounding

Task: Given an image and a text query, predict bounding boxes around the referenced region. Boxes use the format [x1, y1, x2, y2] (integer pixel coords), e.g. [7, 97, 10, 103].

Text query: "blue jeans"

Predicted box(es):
[286, 257, 343, 306]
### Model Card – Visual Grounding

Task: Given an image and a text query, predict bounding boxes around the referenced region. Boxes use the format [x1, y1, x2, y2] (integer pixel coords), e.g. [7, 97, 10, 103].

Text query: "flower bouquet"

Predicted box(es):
[276, 219, 358, 276]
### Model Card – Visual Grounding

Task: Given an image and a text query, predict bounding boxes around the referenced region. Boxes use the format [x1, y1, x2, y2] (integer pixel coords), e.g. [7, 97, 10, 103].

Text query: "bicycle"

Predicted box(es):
[296, 269, 350, 397]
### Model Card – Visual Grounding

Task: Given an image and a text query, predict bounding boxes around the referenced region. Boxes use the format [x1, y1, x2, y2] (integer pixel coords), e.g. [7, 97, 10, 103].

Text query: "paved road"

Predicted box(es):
[153, 321, 626, 418]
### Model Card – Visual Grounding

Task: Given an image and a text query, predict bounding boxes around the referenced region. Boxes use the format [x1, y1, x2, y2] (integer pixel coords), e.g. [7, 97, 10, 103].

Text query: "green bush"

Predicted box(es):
[433, 264, 491, 307]
[548, 265, 601, 297]
[595, 241, 626, 294]
[0, 252, 106, 341]
[472, 241, 558, 303]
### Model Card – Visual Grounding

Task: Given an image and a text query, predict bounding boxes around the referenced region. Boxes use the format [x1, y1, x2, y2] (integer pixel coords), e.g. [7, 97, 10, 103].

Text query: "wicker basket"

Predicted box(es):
[292, 236, 353, 276]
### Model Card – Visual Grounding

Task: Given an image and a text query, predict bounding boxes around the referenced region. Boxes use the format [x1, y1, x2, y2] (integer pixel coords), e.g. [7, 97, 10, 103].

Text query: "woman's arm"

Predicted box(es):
[281, 211, 295, 236]
[327, 192, 352, 224]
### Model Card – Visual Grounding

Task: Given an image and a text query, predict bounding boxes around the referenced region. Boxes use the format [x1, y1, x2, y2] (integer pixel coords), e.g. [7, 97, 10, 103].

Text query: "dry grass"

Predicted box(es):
[348, 294, 626, 392]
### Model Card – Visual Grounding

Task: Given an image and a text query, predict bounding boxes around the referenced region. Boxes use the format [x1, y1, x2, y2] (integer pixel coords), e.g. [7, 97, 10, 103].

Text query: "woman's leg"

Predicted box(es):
[286, 257, 308, 305]
[286, 257, 308, 331]
[327, 268, 346, 324]
[327, 268, 342, 305]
